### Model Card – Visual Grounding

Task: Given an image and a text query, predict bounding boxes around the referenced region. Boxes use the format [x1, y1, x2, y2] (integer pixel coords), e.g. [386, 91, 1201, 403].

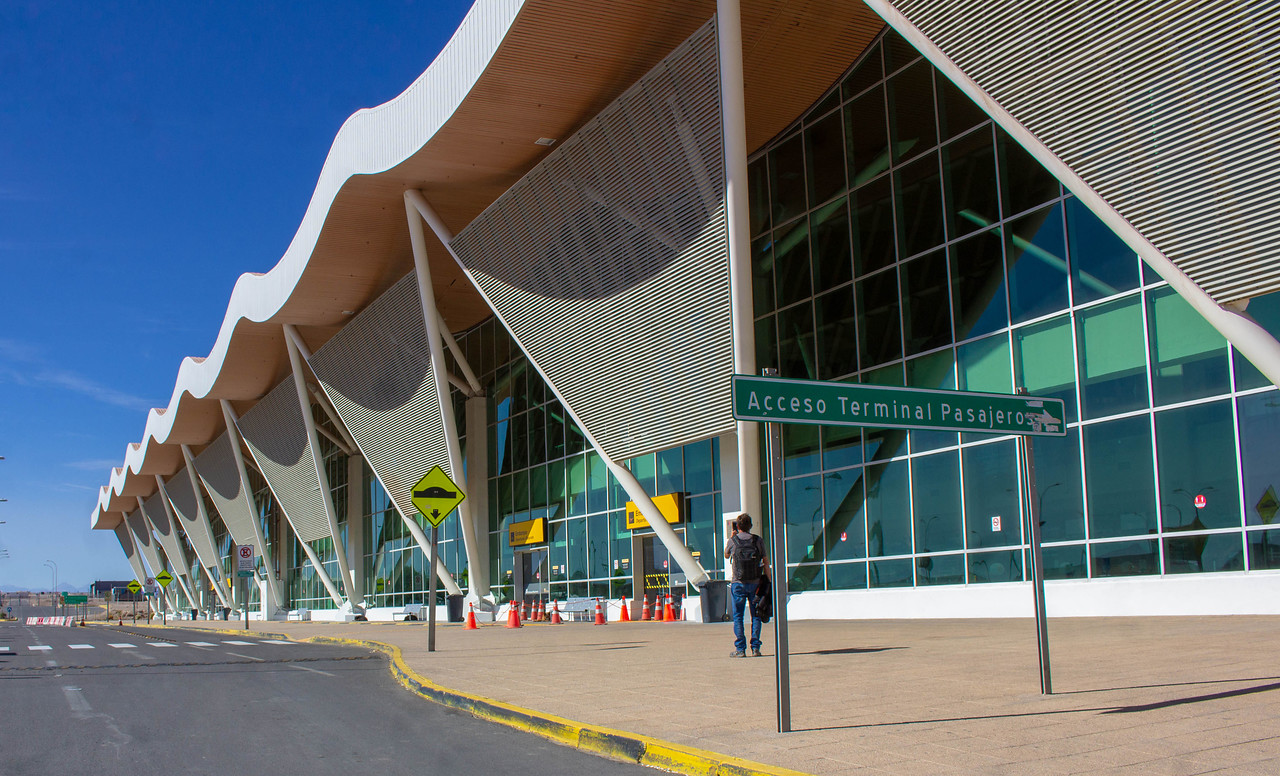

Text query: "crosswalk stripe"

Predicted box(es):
[28, 646, 51, 651]
[69, 644, 94, 650]
[186, 641, 217, 647]
[147, 642, 178, 647]
[222, 640, 254, 646]
[109, 643, 137, 649]
[0, 646, 11, 652]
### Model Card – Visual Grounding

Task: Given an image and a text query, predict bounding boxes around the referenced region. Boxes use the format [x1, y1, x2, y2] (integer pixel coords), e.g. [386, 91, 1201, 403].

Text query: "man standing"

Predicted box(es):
[724, 513, 768, 657]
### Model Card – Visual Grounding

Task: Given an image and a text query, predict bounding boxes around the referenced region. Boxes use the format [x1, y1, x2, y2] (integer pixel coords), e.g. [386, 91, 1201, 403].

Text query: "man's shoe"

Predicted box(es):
[730, 650, 745, 658]
[751, 648, 762, 657]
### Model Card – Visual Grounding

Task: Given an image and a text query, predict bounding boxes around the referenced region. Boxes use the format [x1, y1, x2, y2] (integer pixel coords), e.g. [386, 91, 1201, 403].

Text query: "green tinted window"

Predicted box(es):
[1233, 292, 1280, 390]
[845, 86, 890, 187]
[951, 230, 1008, 340]
[769, 133, 806, 223]
[1042, 544, 1087, 580]
[1147, 287, 1228, 405]
[783, 423, 821, 478]
[857, 269, 902, 368]
[906, 349, 957, 452]
[968, 549, 1023, 583]
[748, 156, 770, 237]
[997, 128, 1061, 218]
[842, 40, 882, 99]
[1006, 203, 1069, 324]
[822, 424, 863, 470]
[1032, 429, 1085, 542]
[778, 301, 817, 379]
[912, 451, 963, 553]
[826, 561, 868, 590]
[1247, 529, 1280, 570]
[1077, 295, 1148, 419]
[866, 459, 911, 556]
[806, 109, 847, 206]
[916, 553, 964, 585]
[1014, 314, 1078, 424]
[869, 558, 913, 588]
[815, 287, 858, 380]
[810, 197, 852, 289]
[1090, 539, 1158, 577]
[824, 468, 866, 561]
[936, 76, 987, 141]
[850, 175, 896, 275]
[887, 61, 935, 162]
[895, 153, 945, 258]
[963, 440, 1022, 549]
[1067, 197, 1138, 305]
[1084, 416, 1156, 538]
[1238, 391, 1280, 526]
[785, 474, 824, 563]
[1155, 400, 1240, 531]
[752, 234, 774, 315]
[774, 219, 812, 308]
[1164, 534, 1244, 574]
[900, 250, 951, 355]
[942, 127, 999, 240]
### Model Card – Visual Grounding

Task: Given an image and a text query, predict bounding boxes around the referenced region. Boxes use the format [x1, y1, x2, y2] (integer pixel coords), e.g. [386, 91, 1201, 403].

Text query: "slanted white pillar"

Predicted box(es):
[281, 327, 359, 610]
[407, 190, 710, 587]
[138, 490, 198, 608]
[218, 401, 288, 614]
[717, 0, 762, 526]
[177, 446, 234, 608]
[345, 453, 366, 603]
[404, 191, 490, 602]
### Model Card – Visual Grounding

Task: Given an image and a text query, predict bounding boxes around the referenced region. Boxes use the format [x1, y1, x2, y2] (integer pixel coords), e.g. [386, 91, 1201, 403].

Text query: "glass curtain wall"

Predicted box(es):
[285, 426, 348, 610]
[747, 26, 1280, 592]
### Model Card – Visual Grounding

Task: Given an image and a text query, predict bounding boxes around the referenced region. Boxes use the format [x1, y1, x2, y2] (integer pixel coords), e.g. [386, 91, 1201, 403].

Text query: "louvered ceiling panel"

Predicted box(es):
[125, 508, 166, 578]
[308, 273, 452, 528]
[143, 489, 188, 578]
[449, 19, 733, 461]
[114, 523, 149, 587]
[235, 378, 331, 544]
[884, 0, 1280, 303]
[192, 433, 259, 547]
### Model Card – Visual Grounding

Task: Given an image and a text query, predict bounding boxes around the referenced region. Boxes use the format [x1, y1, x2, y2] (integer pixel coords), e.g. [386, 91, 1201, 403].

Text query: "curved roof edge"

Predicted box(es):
[91, 0, 524, 529]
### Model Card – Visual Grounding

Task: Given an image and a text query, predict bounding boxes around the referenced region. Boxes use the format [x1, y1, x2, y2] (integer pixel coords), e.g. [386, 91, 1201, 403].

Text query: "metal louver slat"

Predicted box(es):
[235, 378, 331, 544]
[192, 433, 258, 546]
[162, 466, 222, 572]
[448, 19, 734, 462]
[113, 523, 148, 586]
[308, 273, 451, 528]
[887, 0, 1280, 303]
[125, 508, 165, 578]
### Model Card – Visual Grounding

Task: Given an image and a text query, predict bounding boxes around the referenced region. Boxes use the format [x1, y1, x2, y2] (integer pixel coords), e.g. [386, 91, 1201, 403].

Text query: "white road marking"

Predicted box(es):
[0, 646, 10, 652]
[108, 643, 137, 649]
[226, 651, 264, 662]
[289, 664, 335, 677]
[222, 640, 255, 646]
[69, 644, 94, 650]
[186, 641, 217, 647]
[28, 645, 51, 651]
[260, 640, 292, 645]
[63, 686, 91, 713]
[147, 642, 178, 647]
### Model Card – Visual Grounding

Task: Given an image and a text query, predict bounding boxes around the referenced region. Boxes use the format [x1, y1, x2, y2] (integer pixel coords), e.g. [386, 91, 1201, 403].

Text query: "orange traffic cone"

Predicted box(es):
[465, 602, 479, 630]
[521, 599, 529, 622]
[594, 597, 607, 625]
[550, 600, 563, 624]
[506, 601, 522, 628]
[663, 593, 675, 622]
[619, 597, 630, 622]
[640, 594, 651, 621]
[535, 600, 544, 622]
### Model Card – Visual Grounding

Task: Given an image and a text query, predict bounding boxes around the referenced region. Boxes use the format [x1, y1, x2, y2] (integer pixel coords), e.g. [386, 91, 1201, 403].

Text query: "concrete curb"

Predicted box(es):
[141, 623, 812, 776]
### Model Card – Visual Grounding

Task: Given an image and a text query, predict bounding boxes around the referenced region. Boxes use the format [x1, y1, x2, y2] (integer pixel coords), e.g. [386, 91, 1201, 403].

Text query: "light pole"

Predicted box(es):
[44, 560, 57, 615]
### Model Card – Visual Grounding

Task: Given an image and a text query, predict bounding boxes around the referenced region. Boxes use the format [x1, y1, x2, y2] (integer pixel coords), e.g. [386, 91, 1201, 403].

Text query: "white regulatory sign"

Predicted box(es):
[991, 515, 1002, 532]
[236, 544, 255, 573]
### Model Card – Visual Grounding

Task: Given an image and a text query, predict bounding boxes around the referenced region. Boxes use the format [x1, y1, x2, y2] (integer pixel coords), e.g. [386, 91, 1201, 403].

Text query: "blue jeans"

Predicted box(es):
[730, 580, 761, 652]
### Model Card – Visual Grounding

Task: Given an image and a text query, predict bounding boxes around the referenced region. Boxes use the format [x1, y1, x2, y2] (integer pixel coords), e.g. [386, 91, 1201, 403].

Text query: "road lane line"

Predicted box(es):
[289, 664, 335, 677]
[63, 686, 91, 713]
[226, 652, 264, 662]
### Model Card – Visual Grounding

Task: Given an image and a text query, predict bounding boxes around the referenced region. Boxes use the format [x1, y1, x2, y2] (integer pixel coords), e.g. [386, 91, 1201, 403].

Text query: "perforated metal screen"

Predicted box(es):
[114, 523, 148, 587]
[142, 489, 187, 579]
[125, 508, 165, 578]
[449, 19, 734, 461]
[883, 0, 1280, 303]
[192, 433, 259, 547]
[236, 378, 331, 544]
[308, 273, 452, 528]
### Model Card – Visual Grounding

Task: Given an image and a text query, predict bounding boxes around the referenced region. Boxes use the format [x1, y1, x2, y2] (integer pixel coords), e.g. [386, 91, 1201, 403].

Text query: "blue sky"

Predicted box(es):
[0, 1, 472, 591]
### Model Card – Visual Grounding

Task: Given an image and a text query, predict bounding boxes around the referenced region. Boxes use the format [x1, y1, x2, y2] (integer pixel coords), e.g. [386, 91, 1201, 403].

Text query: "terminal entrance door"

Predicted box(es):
[635, 530, 686, 613]
[514, 547, 549, 607]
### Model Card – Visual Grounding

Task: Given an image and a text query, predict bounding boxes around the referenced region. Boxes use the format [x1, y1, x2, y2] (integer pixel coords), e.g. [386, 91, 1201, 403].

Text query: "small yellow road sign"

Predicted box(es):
[126, 580, 142, 594]
[155, 570, 174, 588]
[410, 466, 465, 527]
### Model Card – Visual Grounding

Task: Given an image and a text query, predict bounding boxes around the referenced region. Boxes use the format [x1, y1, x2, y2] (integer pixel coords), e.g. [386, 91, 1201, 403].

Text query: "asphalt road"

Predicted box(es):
[0, 622, 650, 776]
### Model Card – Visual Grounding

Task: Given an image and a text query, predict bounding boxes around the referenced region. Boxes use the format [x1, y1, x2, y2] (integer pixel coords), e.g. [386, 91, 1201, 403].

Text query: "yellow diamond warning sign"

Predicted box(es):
[126, 580, 142, 594]
[410, 466, 465, 527]
[155, 570, 174, 588]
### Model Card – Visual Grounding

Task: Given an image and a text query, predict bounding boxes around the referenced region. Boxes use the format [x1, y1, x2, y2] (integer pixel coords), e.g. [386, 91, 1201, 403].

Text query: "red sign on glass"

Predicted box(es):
[1194, 494, 1207, 509]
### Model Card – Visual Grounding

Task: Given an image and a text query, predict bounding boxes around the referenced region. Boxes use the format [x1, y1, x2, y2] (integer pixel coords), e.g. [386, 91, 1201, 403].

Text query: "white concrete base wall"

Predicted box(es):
[783, 570, 1280, 619]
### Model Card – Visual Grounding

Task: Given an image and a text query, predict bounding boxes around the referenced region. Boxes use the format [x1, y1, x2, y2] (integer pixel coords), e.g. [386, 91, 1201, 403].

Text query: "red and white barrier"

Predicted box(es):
[25, 616, 74, 626]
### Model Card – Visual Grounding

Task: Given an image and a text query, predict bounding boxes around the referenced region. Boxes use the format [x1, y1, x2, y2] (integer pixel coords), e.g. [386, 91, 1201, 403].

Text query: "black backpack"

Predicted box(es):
[731, 534, 763, 581]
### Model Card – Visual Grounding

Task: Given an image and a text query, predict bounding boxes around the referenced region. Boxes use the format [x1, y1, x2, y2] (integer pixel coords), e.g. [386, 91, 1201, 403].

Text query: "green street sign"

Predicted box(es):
[155, 570, 174, 588]
[732, 375, 1066, 437]
[126, 580, 142, 594]
[62, 594, 88, 604]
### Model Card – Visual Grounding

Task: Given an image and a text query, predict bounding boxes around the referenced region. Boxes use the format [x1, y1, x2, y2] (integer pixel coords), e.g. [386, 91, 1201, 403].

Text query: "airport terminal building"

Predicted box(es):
[92, 0, 1280, 621]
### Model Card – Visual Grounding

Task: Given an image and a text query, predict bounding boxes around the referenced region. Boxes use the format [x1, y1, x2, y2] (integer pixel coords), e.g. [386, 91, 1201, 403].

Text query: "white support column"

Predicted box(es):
[345, 453, 366, 603]
[407, 190, 710, 588]
[439, 313, 484, 395]
[177, 447, 235, 608]
[864, 0, 1280, 389]
[281, 327, 358, 611]
[138, 490, 198, 608]
[717, 0, 762, 524]
[218, 401, 288, 614]
[403, 191, 489, 601]
[297, 536, 345, 606]
[465, 394, 490, 600]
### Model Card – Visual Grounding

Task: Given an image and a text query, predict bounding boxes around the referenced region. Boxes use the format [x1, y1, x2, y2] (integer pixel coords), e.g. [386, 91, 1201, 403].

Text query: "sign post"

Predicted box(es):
[155, 571, 174, 624]
[126, 579, 142, 621]
[236, 545, 255, 631]
[732, 374, 1066, 715]
[410, 465, 466, 653]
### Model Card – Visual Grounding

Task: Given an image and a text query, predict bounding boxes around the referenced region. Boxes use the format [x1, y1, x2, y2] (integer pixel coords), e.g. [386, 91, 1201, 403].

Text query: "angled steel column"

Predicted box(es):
[137, 494, 197, 608]
[283, 325, 359, 608]
[408, 190, 710, 587]
[404, 191, 490, 601]
[175, 447, 234, 607]
[864, 0, 1280, 388]
[135, 496, 180, 612]
[717, 0, 762, 524]
[218, 400, 288, 613]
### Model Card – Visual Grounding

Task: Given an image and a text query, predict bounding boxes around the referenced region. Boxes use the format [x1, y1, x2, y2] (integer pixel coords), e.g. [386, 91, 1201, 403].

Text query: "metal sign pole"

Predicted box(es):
[428, 521, 439, 652]
[763, 368, 791, 733]
[243, 576, 249, 631]
[1021, 434, 1051, 694]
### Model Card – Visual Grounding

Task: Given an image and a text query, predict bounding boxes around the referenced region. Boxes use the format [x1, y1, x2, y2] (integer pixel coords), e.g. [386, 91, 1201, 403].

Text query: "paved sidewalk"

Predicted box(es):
[173, 615, 1280, 775]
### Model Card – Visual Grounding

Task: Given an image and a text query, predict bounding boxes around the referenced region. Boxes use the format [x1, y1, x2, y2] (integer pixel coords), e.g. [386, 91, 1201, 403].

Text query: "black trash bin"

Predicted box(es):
[191, 608, 198, 620]
[218, 607, 230, 621]
[446, 594, 465, 623]
[700, 580, 730, 623]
